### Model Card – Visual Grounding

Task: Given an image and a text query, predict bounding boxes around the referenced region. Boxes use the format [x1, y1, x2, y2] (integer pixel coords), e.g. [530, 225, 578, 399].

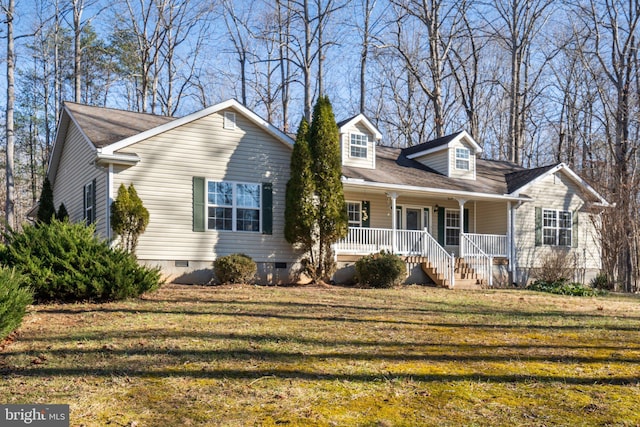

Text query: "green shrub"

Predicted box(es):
[527, 279, 606, 297]
[355, 251, 407, 288]
[0, 267, 33, 340]
[590, 272, 612, 290]
[0, 219, 162, 303]
[214, 253, 257, 284]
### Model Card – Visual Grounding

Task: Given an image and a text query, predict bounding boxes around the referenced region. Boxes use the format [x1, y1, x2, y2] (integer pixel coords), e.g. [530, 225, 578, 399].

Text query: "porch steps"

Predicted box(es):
[421, 258, 485, 290]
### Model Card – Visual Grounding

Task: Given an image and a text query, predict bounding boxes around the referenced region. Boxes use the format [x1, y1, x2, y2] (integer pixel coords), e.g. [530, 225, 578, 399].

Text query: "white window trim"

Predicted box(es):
[346, 201, 362, 227]
[223, 111, 236, 130]
[542, 208, 572, 246]
[206, 180, 261, 232]
[349, 133, 368, 159]
[455, 147, 470, 171]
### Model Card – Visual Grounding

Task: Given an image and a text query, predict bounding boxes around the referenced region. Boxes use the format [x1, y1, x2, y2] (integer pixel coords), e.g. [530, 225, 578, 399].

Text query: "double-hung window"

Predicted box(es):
[445, 209, 460, 246]
[543, 209, 572, 246]
[347, 202, 362, 227]
[455, 148, 470, 170]
[350, 134, 368, 158]
[207, 181, 260, 232]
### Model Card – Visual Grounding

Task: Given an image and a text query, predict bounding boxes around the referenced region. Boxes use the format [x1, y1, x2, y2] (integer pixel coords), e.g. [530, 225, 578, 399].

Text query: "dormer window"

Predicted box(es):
[350, 133, 368, 158]
[455, 148, 470, 170]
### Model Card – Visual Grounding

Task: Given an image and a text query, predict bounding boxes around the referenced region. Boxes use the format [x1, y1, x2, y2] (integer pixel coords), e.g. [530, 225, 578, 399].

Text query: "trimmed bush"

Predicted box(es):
[527, 279, 606, 297]
[0, 219, 162, 303]
[355, 251, 407, 288]
[0, 267, 33, 340]
[214, 253, 257, 284]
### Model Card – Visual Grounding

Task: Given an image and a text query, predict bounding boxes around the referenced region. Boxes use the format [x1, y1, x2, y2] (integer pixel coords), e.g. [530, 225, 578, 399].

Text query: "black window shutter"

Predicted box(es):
[572, 210, 578, 248]
[193, 177, 205, 232]
[463, 208, 469, 233]
[262, 182, 273, 235]
[438, 208, 445, 245]
[91, 178, 97, 224]
[361, 201, 370, 228]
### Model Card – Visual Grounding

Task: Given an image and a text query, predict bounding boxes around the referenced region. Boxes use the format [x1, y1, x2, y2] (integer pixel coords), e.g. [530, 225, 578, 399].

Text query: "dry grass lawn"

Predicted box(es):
[1, 283, 640, 426]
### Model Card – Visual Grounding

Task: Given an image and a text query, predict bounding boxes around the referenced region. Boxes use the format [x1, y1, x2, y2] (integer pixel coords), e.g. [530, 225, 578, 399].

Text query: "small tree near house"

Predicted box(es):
[110, 183, 149, 255]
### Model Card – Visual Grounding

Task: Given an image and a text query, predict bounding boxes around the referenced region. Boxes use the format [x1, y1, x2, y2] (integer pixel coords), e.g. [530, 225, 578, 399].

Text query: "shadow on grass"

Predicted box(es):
[5, 365, 639, 386]
[3, 344, 640, 364]
[33, 306, 640, 332]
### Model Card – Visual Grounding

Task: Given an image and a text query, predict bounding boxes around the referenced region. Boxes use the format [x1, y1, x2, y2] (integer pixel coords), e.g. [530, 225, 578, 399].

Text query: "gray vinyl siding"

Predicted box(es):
[415, 151, 448, 175]
[113, 107, 298, 264]
[514, 172, 602, 270]
[341, 121, 375, 169]
[51, 122, 108, 237]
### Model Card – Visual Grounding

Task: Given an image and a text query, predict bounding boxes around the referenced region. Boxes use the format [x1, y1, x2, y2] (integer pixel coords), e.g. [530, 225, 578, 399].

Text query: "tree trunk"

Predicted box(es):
[5, 0, 15, 228]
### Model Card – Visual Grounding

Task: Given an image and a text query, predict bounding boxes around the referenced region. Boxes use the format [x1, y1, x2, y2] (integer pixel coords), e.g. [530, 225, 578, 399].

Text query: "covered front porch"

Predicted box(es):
[335, 187, 520, 288]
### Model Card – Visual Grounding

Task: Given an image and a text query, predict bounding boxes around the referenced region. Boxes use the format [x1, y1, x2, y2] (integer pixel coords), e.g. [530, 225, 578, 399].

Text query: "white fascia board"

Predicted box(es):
[95, 151, 141, 166]
[510, 163, 610, 207]
[101, 99, 294, 155]
[405, 130, 483, 160]
[47, 105, 98, 183]
[342, 177, 530, 202]
[339, 114, 382, 140]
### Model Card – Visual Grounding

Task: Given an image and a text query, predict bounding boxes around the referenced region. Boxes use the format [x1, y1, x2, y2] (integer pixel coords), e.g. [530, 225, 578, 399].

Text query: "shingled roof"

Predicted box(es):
[64, 102, 176, 148]
[401, 131, 465, 157]
[342, 146, 526, 196]
[504, 163, 559, 194]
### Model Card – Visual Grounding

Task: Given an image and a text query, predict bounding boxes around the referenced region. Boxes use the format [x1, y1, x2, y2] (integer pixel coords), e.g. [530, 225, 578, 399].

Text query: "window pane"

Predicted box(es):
[543, 229, 556, 245]
[559, 229, 572, 246]
[208, 207, 232, 230]
[208, 182, 232, 206]
[559, 211, 572, 229]
[347, 202, 361, 227]
[237, 208, 260, 232]
[350, 134, 368, 158]
[446, 229, 460, 246]
[237, 183, 260, 208]
[543, 210, 557, 227]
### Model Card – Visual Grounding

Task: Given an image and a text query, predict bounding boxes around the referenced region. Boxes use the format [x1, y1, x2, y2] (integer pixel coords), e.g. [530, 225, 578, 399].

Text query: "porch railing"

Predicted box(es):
[461, 233, 493, 287]
[462, 233, 508, 257]
[421, 229, 456, 288]
[333, 227, 394, 254]
[334, 227, 455, 288]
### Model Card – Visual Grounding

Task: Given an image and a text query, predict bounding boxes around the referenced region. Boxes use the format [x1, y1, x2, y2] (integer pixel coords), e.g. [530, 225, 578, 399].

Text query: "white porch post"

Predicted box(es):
[457, 199, 467, 258]
[387, 192, 398, 253]
[506, 201, 512, 273]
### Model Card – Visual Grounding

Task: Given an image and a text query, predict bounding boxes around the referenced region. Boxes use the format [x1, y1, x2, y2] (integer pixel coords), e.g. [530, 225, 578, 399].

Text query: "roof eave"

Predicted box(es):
[95, 152, 141, 167]
[100, 99, 294, 154]
[342, 176, 530, 202]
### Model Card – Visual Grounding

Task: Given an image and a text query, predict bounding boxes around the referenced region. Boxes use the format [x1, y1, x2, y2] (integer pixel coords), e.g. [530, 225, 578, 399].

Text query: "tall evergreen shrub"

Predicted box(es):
[284, 117, 316, 254]
[307, 96, 348, 280]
